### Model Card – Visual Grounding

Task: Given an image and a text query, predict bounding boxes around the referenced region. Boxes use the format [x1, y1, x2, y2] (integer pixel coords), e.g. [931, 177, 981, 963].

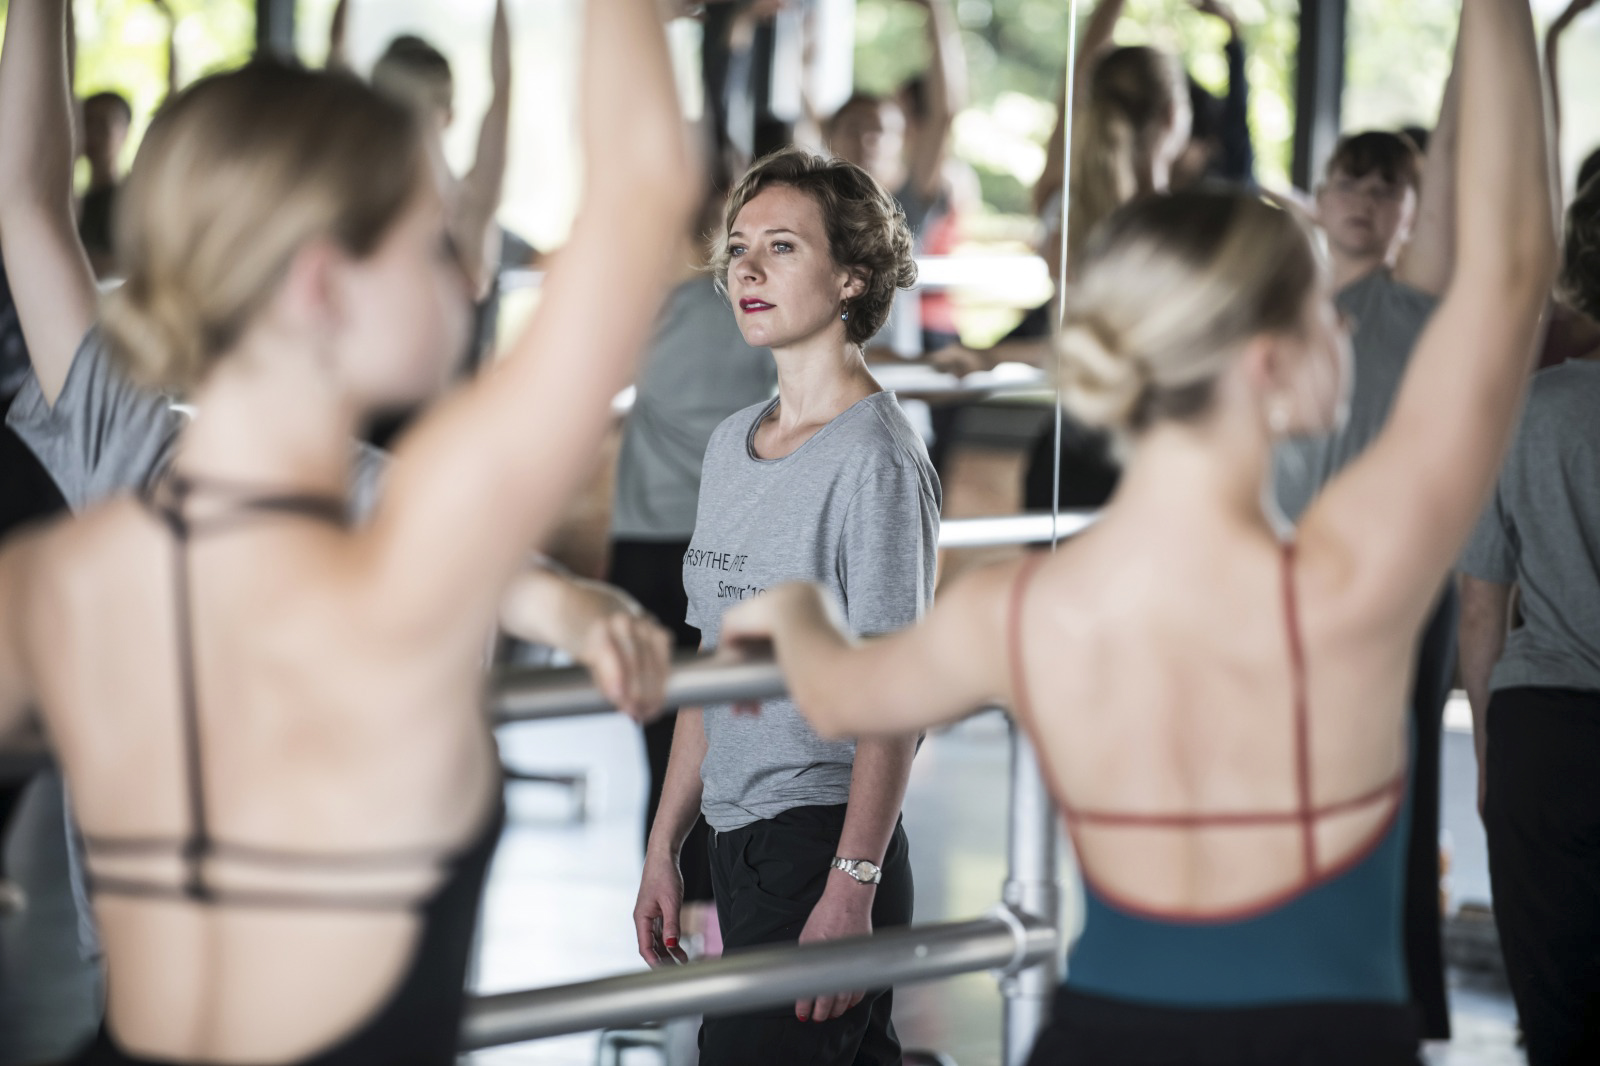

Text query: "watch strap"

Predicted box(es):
[830, 856, 882, 885]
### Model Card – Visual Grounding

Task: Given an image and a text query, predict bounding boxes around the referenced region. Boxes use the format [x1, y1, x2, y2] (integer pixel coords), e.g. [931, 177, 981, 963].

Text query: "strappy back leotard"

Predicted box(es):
[75, 474, 503, 1066]
[1008, 542, 1411, 1009]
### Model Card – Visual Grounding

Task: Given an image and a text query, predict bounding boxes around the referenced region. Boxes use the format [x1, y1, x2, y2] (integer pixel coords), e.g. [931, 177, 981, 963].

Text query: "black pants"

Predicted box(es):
[1484, 686, 1600, 1065]
[607, 538, 713, 902]
[1021, 421, 1120, 514]
[701, 805, 913, 1065]
[1026, 987, 1420, 1065]
[1403, 585, 1456, 1039]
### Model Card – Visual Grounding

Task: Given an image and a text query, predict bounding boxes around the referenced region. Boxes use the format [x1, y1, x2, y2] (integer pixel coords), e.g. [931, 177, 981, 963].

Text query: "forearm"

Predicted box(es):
[165, 10, 179, 96]
[1546, 15, 1577, 147]
[1220, 36, 1254, 183]
[923, 0, 965, 128]
[457, 122, 510, 302]
[0, 0, 97, 405]
[458, 2, 513, 299]
[1457, 573, 1510, 764]
[1396, 31, 1459, 295]
[1455, 0, 1554, 287]
[835, 736, 916, 865]
[327, 0, 350, 70]
[0, 0, 76, 215]
[647, 709, 707, 858]
[1080, 0, 1127, 66]
[991, 336, 1052, 369]
[767, 589, 861, 738]
[499, 567, 618, 653]
[1036, 0, 1127, 212]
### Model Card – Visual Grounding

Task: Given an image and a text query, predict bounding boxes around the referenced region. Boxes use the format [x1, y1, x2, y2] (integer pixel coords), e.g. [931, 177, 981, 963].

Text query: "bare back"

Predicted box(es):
[21, 487, 500, 1063]
[1008, 517, 1410, 919]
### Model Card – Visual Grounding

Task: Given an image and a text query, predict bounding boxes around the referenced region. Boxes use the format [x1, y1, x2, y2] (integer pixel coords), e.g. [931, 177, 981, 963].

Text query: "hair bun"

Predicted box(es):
[1057, 315, 1145, 430]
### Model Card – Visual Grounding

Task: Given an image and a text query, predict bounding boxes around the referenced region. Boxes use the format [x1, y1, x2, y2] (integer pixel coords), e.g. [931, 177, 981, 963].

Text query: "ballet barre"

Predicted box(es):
[460, 910, 1057, 1049]
[485, 672, 1063, 1066]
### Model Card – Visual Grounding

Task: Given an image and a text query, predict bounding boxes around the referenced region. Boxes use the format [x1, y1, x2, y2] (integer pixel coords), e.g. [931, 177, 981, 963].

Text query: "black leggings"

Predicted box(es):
[701, 805, 913, 1066]
[1485, 686, 1600, 1066]
[1026, 987, 1420, 1065]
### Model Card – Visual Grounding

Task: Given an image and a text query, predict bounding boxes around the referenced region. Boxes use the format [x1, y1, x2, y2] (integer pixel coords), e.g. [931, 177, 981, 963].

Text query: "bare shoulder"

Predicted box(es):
[944, 541, 1105, 667]
[940, 552, 1041, 637]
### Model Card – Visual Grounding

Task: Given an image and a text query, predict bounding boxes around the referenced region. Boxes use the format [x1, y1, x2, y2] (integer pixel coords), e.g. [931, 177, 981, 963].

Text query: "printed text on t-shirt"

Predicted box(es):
[684, 549, 749, 572]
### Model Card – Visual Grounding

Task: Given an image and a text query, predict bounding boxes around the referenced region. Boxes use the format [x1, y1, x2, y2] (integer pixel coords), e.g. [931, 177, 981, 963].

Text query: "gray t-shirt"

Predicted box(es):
[685, 391, 941, 831]
[6, 329, 387, 519]
[1459, 360, 1600, 695]
[611, 277, 776, 540]
[1274, 270, 1438, 520]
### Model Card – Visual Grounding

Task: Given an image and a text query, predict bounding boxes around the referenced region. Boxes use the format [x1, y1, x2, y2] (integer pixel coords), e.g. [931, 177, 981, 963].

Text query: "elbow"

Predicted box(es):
[791, 681, 852, 742]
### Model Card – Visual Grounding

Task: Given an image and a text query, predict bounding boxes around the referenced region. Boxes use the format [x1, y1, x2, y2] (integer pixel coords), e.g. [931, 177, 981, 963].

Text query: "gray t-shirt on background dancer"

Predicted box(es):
[685, 392, 941, 832]
[611, 277, 776, 541]
[1459, 359, 1600, 695]
[1274, 270, 1438, 519]
[7, 330, 388, 518]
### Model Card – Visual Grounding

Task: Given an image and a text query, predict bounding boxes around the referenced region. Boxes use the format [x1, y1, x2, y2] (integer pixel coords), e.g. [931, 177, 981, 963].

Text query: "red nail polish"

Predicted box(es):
[664, 937, 678, 948]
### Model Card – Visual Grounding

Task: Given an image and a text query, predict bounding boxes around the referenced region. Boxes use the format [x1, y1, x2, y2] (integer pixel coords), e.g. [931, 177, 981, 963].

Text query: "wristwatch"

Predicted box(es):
[830, 856, 882, 885]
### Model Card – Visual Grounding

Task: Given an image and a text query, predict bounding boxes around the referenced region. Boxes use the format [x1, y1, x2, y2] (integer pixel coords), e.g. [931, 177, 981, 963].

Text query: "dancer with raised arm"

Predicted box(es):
[723, 0, 1553, 1060]
[0, 0, 692, 1062]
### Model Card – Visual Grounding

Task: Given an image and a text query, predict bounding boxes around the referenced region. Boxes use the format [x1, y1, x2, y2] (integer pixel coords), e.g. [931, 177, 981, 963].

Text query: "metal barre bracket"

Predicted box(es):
[987, 901, 1036, 977]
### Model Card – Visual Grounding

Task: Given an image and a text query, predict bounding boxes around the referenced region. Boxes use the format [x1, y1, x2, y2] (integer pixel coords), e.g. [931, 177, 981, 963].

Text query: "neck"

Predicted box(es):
[173, 338, 359, 497]
[1133, 147, 1170, 199]
[1112, 415, 1279, 542]
[768, 329, 878, 431]
[1330, 249, 1386, 292]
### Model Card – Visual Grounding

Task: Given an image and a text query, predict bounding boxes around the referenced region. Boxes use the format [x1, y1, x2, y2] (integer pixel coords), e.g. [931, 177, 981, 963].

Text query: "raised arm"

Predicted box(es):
[0, 0, 99, 406]
[1545, 0, 1595, 172]
[326, 0, 351, 71]
[367, 0, 696, 638]
[1302, 0, 1555, 626]
[902, 0, 966, 202]
[1393, 28, 1461, 297]
[455, 0, 513, 301]
[1033, 0, 1126, 215]
[153, 0, 179, 96]
[1195, 0, 1255, 185]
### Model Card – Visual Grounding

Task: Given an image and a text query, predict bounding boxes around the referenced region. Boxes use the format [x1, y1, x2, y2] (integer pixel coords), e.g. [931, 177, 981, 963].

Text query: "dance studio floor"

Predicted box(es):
[469, 706, 1524, 1066]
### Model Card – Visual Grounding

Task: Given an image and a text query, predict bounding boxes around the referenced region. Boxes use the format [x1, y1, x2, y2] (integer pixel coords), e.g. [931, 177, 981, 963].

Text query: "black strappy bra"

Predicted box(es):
[75, 474, 503, 1066]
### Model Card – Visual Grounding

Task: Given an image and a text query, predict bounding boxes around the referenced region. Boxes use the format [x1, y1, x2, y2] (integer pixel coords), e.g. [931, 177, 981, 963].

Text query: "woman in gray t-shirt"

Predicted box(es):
[632, 147, 940, 1064]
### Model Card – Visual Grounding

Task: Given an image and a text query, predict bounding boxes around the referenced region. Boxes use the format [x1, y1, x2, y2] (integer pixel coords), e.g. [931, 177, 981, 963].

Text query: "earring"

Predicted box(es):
[1267, 399, 1291, 436]
[840, 306, 850, 322]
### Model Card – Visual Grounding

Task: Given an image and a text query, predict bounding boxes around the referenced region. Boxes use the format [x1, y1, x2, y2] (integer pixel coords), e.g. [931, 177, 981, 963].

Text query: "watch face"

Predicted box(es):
[854, 861, 880, 881]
